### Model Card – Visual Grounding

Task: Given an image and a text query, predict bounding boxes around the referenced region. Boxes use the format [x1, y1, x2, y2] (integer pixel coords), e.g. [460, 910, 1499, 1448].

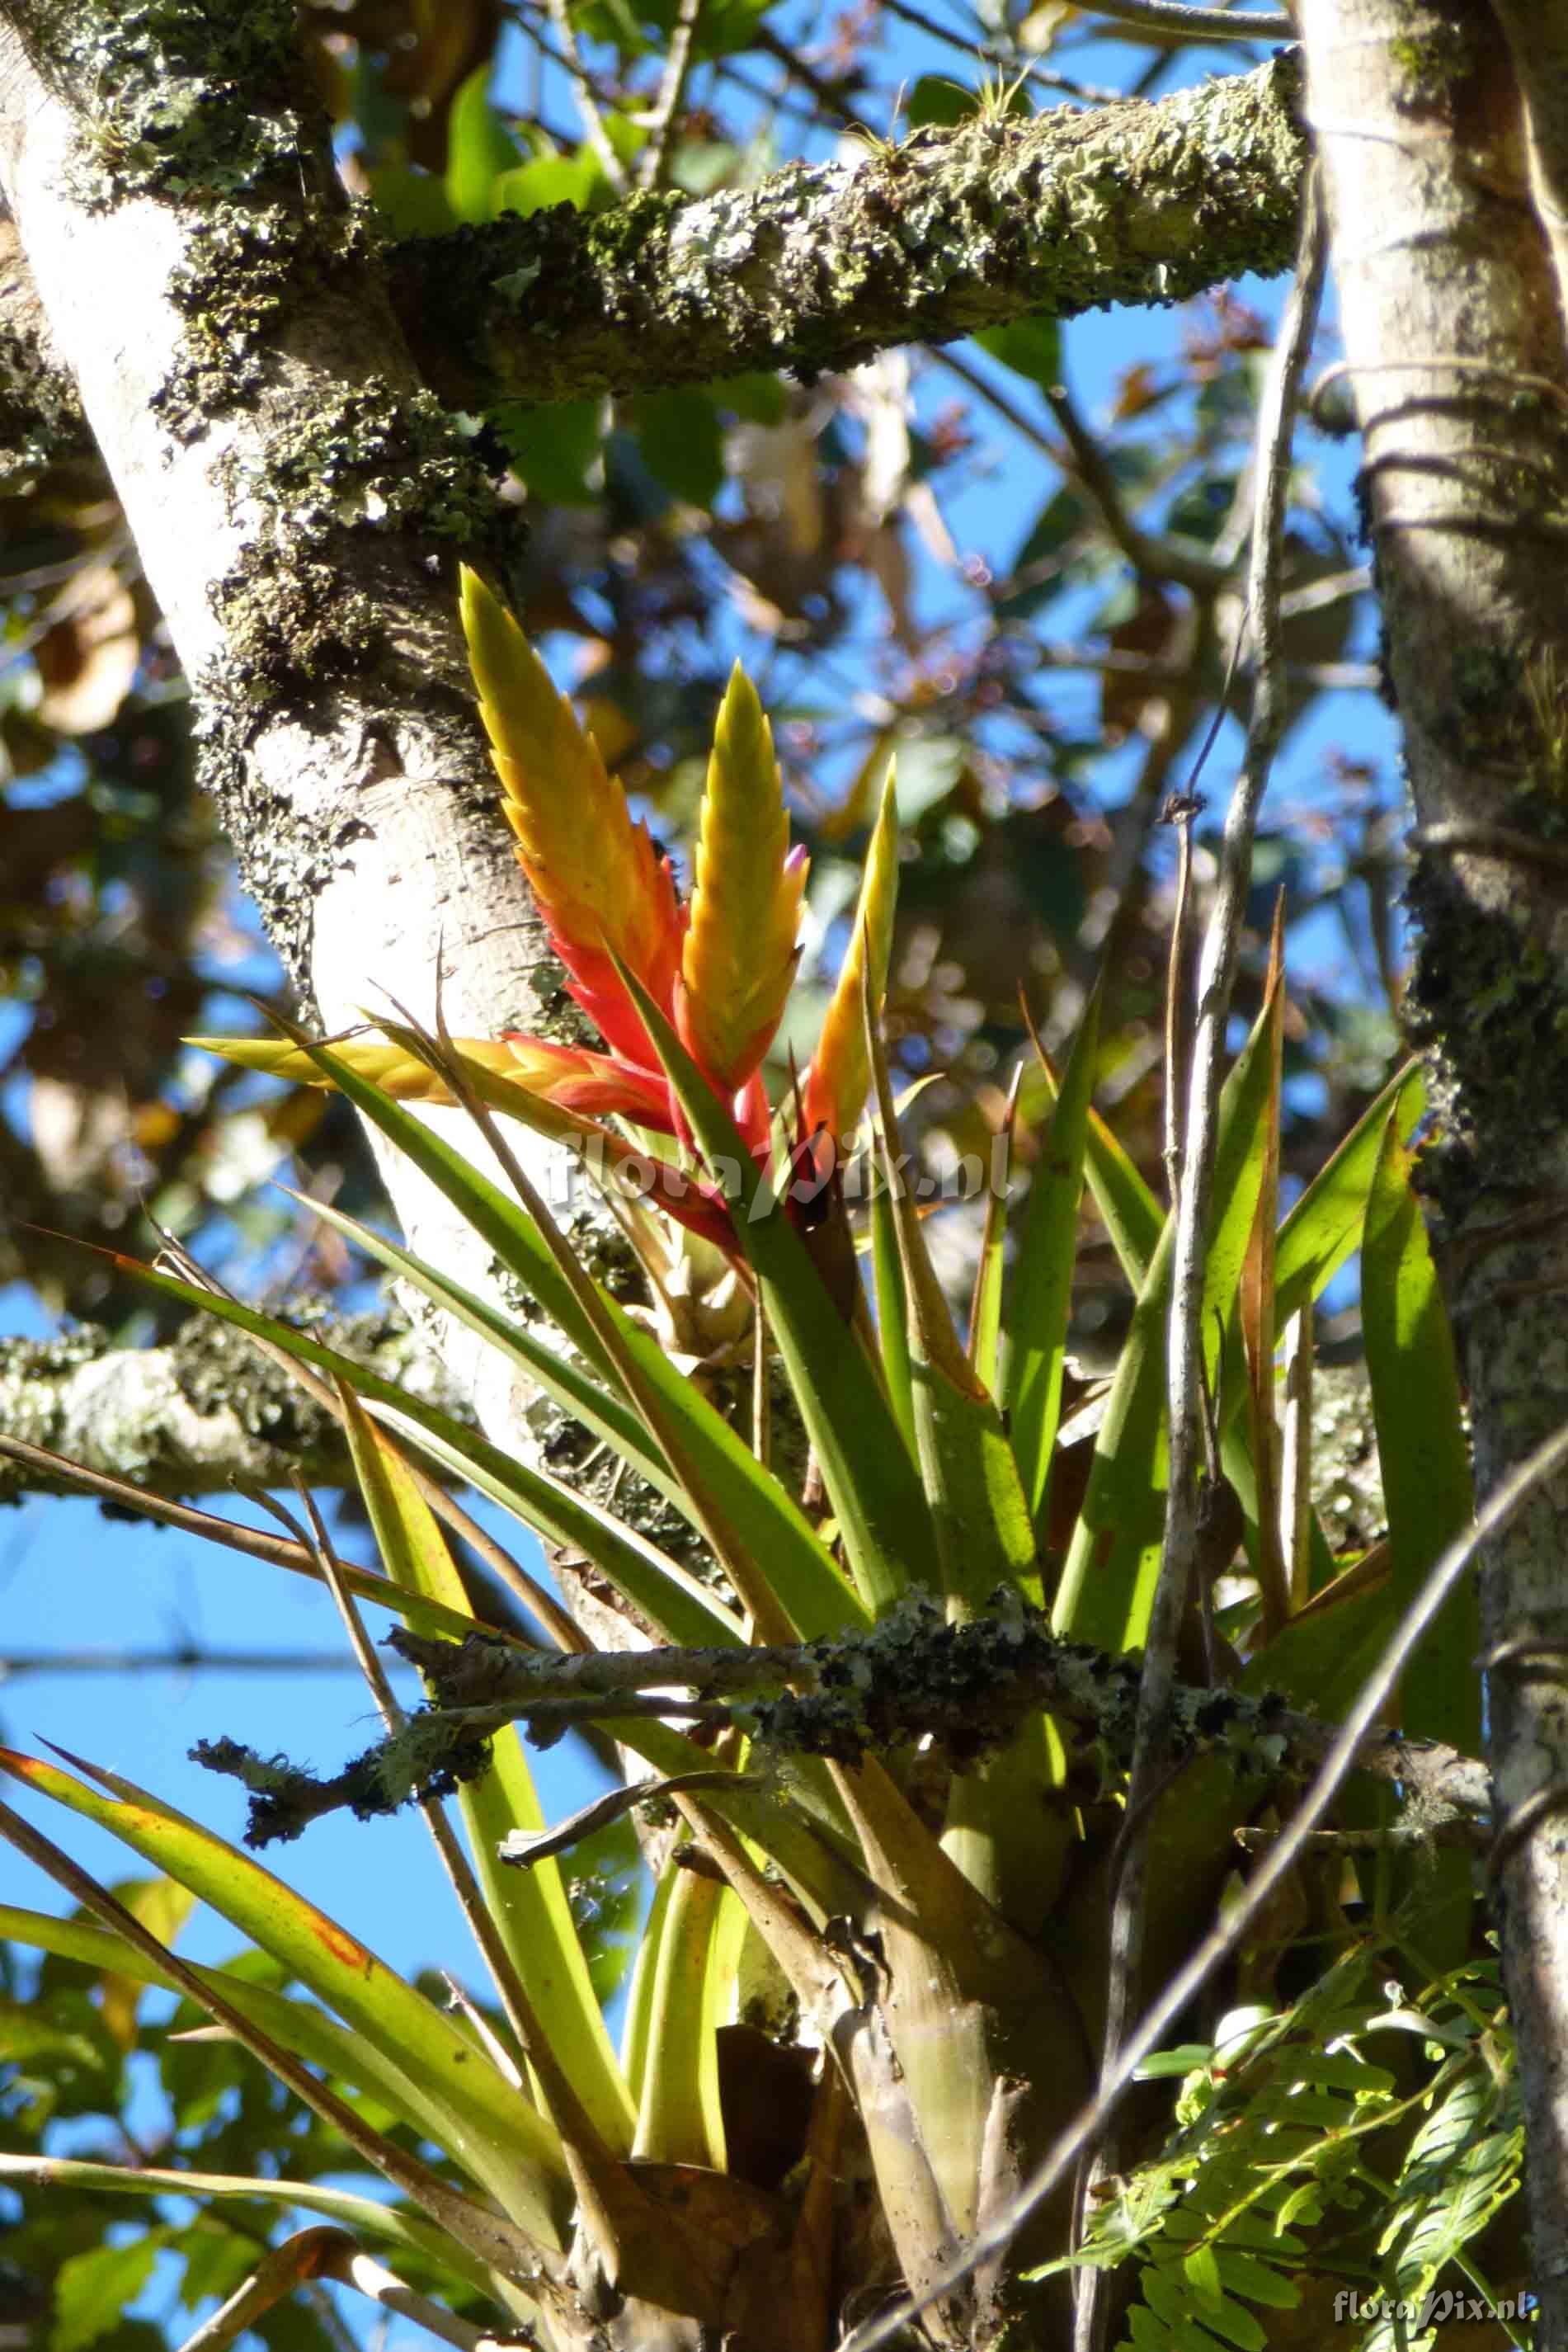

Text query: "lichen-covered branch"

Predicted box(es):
[0, 1312, 464, 1501]
[0, 49, 1308, 462]
[195, 1594, 1490, 1847]
[394, 49, 1307, 408]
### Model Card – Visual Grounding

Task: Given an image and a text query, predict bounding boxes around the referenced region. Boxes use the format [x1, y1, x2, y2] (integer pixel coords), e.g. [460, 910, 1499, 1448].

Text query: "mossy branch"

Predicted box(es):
[193, 1588, 1489, 1848]
[396, 50, 1306, 407]
[2, 51, 1307, 460]
[0, 1311, 465, 1503]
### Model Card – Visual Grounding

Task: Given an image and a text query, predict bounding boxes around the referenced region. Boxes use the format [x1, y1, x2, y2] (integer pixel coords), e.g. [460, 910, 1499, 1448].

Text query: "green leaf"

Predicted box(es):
[1140, 2266, 1227, 2350]
[632, 389, 726, 507]
[716, 371, 785, 425]
[0, 1905, 530, 2193]
[870, 1171, 916, 1457]
[906, 74, 977, 128]
[1361, 1113, 1477, 1752]
[51, 2233, 167, 2352]
[495, 398, 605, 505]
[862, 990, 1038, 1615]
[1211, 2250, 1302, 2309]
[1273, 1060, 1425, 1323]
[611, 954, 944, 1615]
[1003, 984, 1099, 1524]
[279, 1037, 863, 1645]
[493, 148, 603, 218]
[1182, 2244, 1223, 2308]
[1026, 1037, 1164, 1291]
[976, 314, 1062, 387]
[97, 1244, 745, 1652]
[445, 64, 526, 223]
[363, 1402, 743, 1650]
[365, 162, 459, 237]
[337, 1392, 637, 2154]
[1052, 980, 1280, 1652]
[297, 1191, 668, 1493]
[0, 2151, 497, 2301]
[0, 1748, 573, 2249]
[631, 1863, 732, 2168]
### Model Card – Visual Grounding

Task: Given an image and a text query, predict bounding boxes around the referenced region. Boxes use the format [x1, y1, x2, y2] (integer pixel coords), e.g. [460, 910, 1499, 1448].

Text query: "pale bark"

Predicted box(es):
[1302, 0, 1568, 2335]
[0, 5, 567, 1449]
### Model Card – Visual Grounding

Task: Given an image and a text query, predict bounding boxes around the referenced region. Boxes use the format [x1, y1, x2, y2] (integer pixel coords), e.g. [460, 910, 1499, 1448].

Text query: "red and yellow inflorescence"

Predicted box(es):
[194, 568, 898, 1258]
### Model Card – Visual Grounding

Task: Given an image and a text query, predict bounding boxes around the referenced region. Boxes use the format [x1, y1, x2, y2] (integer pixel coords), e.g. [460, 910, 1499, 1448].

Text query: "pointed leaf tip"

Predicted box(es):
[459, 568, 682, 1061]
[803, 759, 899, 1148]
[679, 661, 808, 1095]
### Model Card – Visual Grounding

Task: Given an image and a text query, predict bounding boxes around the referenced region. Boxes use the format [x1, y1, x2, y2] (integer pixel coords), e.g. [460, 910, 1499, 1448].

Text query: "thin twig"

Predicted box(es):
[1041, 374, 1232, 593]
[750, 23, 862, 124]
[1082, 173, 1326, 2352]
[1161, 796, 1197, 1209]
[0, 1647, 375, 1678]
[836, 1410, 1568, 2352]
[1085, 0, 1293, 37]
[638, 0, 703, 188]
[542, 0, 630, 192]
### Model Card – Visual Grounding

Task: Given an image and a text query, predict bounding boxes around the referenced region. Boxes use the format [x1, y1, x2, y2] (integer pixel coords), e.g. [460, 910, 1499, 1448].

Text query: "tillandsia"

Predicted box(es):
[191, 568, 900, 1265]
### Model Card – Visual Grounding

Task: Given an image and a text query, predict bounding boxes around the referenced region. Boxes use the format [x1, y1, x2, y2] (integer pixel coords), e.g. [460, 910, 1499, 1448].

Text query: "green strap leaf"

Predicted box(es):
[612, 954, 944, 1617]
[337, 1391, 637, 2154]
[1052, 983, 1280, 1653]
[1002, 984, 1100, 1527]
[0, 1746, 573, 2247]
[1361, 1113, 1477, 1753]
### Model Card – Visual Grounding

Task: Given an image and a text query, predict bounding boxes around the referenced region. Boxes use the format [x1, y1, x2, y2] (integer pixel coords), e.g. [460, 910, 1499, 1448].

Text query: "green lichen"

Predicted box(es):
[580, 187, 686, 273]
[261, 383, 501, 543]
[1386, 21, 1476, 111]
[38, 0, 314, 211]
[158, 204, 375, 439]
[210, 545, 380, 701]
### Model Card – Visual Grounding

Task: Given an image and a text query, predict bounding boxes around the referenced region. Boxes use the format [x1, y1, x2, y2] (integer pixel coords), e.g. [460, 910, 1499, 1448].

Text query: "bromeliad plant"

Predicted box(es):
[0, 579, 1509, 2352]
[194, 568, 897, 1270]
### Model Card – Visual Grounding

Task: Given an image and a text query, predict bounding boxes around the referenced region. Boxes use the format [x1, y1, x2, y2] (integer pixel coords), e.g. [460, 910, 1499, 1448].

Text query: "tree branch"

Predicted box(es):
[191, 1593, 1491, 1847]
[2, 51, 1307, 456]
[397, 49, 1306, 407]
[0, 1312, 464, 1501]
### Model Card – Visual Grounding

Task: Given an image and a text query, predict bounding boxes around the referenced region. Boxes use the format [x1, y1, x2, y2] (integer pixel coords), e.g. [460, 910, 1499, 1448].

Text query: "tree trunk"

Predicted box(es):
[1302, 2, 1568, 2336]
[0, 4, 572, 1446]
